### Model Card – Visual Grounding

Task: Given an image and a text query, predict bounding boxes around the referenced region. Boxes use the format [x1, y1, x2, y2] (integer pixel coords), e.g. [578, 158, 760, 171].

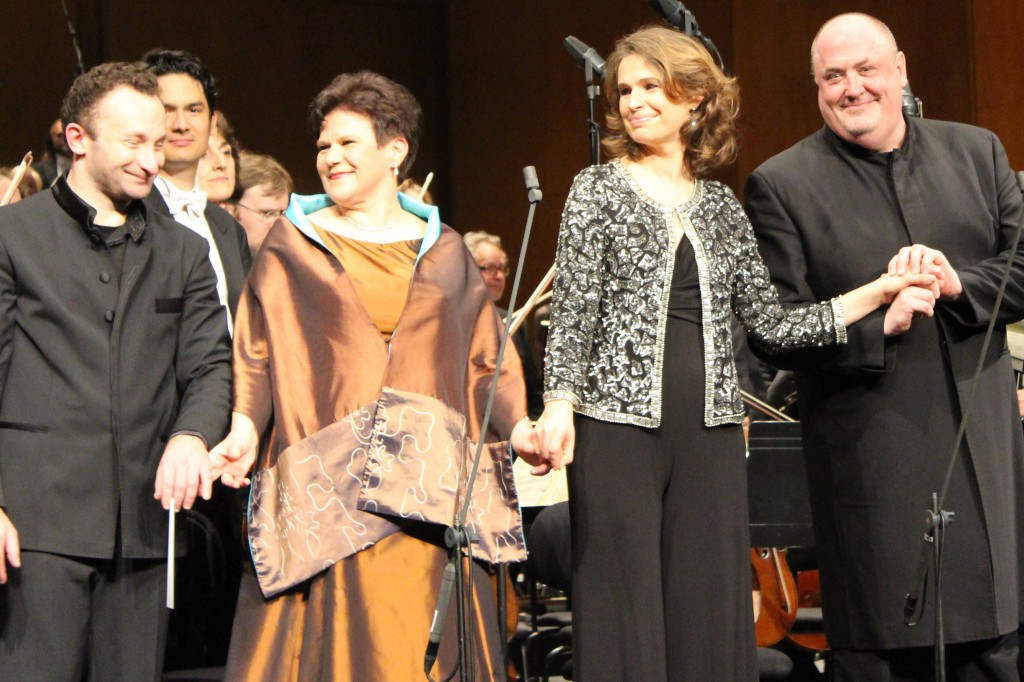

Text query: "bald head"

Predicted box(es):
[810, 12, 908, 152]
[811, 13, 898, 75]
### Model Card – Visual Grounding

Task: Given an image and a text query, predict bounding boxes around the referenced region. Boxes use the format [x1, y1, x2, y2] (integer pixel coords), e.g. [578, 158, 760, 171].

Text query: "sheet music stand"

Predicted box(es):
[747, 421, 815, 548]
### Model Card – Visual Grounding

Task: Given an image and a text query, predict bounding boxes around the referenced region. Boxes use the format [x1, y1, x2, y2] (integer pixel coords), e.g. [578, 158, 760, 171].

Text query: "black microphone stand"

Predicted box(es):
[424, 167, 543, 682]
[585, 60, 601, 165]
[903, 171, 1024, 681]
[563, 36, 605, 166]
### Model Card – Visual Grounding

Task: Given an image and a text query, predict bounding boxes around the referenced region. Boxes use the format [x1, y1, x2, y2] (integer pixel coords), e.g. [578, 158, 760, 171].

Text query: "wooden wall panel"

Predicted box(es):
[972, 2, 1024, 170]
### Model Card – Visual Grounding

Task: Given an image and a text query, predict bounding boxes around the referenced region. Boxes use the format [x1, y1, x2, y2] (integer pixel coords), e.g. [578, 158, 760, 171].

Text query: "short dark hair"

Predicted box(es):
[61, 61, 160, 136]
[309, 71, 422, 181]
[142, 48, 218, 113]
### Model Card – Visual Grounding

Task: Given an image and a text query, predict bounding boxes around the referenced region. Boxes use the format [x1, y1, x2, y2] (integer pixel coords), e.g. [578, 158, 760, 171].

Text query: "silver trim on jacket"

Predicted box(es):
[544, 161, 846, 428]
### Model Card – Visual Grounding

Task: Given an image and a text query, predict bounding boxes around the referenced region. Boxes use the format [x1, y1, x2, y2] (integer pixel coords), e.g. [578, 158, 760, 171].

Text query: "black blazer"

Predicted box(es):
[0, 181, 232, 559]
[144, 187, 252, 314]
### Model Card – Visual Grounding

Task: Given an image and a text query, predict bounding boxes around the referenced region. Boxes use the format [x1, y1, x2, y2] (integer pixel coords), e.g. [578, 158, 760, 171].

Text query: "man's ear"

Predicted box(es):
[64, 122, 89, 157]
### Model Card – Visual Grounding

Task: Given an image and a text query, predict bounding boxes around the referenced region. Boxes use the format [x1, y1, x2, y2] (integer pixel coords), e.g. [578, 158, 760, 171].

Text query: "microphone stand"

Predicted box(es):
[902, 171, 1024, 681]
[424, 167, 543, 682]
[585, 60, 601, 165]
[563, 36, 605, 166]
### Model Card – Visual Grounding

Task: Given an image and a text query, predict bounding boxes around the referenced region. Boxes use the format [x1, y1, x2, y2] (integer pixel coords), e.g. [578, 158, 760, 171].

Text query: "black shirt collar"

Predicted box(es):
[822, 113, 916, 165]
[51, 175, 148, 245]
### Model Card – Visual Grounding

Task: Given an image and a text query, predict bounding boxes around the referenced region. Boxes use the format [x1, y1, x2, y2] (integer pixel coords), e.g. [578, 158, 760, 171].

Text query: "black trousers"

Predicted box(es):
[832, 632, 1019, 681]
[0, 549, 169, 681]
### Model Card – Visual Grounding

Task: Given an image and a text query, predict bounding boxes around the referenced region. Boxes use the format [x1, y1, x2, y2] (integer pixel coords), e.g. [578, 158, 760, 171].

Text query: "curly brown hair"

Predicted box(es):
[309, 71, 422, 181]
[61, 62, 160, 137]
[603, 25, 739, 177]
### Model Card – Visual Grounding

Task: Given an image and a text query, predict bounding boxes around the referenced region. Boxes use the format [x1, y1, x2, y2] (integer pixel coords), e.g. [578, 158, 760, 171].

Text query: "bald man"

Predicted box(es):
[745, 13, 1024, 680]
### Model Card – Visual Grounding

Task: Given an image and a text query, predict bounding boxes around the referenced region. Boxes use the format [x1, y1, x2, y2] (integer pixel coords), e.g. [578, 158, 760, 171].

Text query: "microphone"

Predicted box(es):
[902, 84, 922, 118]
[524, 166, 542, 204]
[423, 562, 457, 674]
[564, 36, 605, 80]
[646, 0, 725, 70]
[648, 0, 699, 34]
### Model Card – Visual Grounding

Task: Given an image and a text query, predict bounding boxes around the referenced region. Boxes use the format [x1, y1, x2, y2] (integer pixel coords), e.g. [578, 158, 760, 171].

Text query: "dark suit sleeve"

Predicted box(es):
[0, 233, 15, 506]
[744, 170, 890, 373]
[170, 239, 232, 446]
[941, 134, 1024, 327]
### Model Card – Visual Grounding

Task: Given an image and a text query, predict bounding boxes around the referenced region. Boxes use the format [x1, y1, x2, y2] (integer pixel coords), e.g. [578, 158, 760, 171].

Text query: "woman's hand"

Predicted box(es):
[530, 399, 576, 473]
[888, 244, 962, 299]
[209, 412, 259, 488]
[840, 272, 937, 327]
[509, 417, 550, 476]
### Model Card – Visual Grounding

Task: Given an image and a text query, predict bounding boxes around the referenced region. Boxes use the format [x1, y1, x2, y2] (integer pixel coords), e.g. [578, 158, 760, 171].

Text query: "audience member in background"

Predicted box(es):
[141, 47, 251, 670]
[234, 151, 293, 254]
[198, 110, 242, 211]
[464, 230, 544, 418]
[142, 49, 250, 327]
[399, 176, 434, 204]
[31, 118, 72, 187]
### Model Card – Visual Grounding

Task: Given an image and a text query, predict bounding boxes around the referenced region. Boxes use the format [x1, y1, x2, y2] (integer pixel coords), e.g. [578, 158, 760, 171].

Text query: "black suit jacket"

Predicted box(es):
[0, 179, 232, 559]
[144, 187, 252, 314]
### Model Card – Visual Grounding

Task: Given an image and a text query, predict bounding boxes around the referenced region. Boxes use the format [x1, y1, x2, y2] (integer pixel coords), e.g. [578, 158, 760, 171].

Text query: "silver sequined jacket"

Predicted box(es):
[543, 161, 846, 428]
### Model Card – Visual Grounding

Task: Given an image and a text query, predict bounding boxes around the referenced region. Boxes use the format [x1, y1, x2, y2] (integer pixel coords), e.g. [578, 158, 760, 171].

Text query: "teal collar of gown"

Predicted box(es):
[284, 191, 441, 264]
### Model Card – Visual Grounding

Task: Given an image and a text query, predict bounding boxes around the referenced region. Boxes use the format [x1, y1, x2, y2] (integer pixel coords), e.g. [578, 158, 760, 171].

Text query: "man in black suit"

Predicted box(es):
[141, 49, 250, 324]
[0, 62, 231, 679]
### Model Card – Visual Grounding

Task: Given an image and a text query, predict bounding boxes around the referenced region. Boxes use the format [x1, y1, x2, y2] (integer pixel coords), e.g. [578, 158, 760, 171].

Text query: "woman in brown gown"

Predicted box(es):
[211, 71, 547, 681]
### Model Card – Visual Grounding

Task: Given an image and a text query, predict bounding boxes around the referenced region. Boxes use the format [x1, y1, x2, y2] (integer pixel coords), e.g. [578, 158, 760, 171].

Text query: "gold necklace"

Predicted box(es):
[340, 212, 396, 233]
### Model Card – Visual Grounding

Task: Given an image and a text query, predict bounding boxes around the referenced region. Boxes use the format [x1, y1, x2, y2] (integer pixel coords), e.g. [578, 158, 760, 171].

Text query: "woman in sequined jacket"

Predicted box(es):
[530, 26, 936, 682]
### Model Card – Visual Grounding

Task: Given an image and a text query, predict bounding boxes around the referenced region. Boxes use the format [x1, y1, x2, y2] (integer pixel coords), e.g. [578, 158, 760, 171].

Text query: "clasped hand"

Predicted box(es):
[880, 244, 960, 336]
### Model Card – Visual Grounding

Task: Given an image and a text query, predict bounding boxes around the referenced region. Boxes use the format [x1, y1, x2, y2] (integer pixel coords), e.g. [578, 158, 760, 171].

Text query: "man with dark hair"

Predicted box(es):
[142, 49, 250, 328]
[746, 12, 1024, 680]
[0, 61, 231, 679]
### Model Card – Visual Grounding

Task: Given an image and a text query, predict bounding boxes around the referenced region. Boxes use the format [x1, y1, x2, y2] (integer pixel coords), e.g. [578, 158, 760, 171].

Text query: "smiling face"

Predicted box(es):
[315, 108, 406, 208]
[471, 241, 509, 302]
[616, 54, 702, 155]
[65, 86, 166, 207]
[156, 73, 213, 173]
[236, 184, 289, 253]
[813, 14, 907, 152]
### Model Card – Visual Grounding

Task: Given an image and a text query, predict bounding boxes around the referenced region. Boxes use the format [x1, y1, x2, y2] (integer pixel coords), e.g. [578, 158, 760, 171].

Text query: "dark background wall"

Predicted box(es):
[3, 1, 1023, 307]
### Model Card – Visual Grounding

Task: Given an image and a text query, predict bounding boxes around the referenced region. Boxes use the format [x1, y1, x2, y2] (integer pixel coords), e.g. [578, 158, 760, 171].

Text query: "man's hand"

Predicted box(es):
[888, 244, 962, 299]
[153, 434, 214, 511]
[883, 285, 937, 336]
[209, 412, 259, 488]
[0, 507, 20, 584]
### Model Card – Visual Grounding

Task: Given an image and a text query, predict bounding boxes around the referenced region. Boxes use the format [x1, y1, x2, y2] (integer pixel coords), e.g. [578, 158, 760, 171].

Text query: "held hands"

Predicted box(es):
[509, 416, 551, 476]
[209, 412, 259, 488]
[888, 244, 962, 299]
[529, 399, 576, 474]
[153, 434, 215, 511]
[0, 507, 20, 584]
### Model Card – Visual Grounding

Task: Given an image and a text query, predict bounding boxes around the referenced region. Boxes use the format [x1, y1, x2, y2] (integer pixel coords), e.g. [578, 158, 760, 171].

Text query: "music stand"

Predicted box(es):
[747, 421, 815, 548]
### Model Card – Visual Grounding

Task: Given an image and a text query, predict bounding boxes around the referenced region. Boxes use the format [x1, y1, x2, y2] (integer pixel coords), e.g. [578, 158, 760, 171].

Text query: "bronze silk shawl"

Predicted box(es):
[234, 207, 528, 597]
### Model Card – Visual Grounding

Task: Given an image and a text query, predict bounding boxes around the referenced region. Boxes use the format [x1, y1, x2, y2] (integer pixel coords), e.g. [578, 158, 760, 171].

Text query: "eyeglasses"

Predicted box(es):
[237, 203, 286, 221]
[479, 264, 509, 277]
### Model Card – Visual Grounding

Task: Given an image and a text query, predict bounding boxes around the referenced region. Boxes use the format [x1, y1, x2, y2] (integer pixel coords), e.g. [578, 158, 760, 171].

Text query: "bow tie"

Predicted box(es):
[164, 187, 208, 216]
